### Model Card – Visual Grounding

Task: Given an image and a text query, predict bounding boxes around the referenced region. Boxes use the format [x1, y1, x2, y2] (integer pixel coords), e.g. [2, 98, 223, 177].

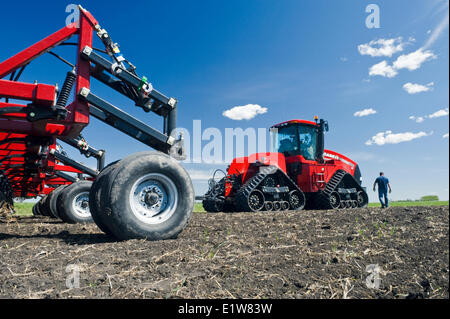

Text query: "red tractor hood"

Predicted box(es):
[227, 152, 287, 183]
[323, 149, 357, 169]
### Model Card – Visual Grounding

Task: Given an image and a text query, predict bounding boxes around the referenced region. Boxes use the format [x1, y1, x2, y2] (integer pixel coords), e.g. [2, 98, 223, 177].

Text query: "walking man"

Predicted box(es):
[373, 172, 391, 208]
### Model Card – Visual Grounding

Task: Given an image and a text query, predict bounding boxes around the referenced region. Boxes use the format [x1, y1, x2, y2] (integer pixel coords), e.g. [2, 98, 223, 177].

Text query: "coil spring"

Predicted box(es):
[56, 70, 76, 107]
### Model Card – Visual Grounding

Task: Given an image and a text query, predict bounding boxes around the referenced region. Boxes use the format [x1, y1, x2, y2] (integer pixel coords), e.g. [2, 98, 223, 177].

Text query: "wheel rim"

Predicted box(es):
[281, 201, 289, 210]
[357, 191, 367, 207]
[263, 176, 277, 187]
[264, 202, 273, 211]
[289, 190, 304, 210]
[129, 173, 178, 225]
[273, 201, 281, 211]
[72, 191, 91, 218]
[329, 192, 340, 209]
[248, 190, 265, 211]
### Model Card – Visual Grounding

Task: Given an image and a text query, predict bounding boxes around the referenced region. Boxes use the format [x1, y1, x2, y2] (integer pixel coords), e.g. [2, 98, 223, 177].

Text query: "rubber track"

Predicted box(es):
[317, 169, 368, 209]
[234, 165, 304, 212]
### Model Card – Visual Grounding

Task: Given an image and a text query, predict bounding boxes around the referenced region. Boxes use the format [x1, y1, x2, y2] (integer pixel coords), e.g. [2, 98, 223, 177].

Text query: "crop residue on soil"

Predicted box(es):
[0, 206, 448, 299]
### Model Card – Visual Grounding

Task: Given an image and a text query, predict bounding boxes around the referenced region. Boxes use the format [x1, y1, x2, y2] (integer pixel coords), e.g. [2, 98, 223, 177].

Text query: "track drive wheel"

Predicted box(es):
[288, 190, 305, 211]
[329, 191, 341, 209]
[356, 191, 369, 208]
[247, 190, 265, 212]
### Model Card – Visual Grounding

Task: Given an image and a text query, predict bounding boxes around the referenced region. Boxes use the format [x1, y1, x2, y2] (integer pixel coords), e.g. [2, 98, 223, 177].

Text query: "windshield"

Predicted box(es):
[272, 124, 317, 160]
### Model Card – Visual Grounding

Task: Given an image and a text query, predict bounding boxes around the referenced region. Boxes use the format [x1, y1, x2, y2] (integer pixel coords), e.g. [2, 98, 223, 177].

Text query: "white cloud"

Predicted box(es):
[369, 61, 398, 78]
[365, 130, 432, 146]
[409, 108, 449, 123]
[428, 108, 449, 118]
[222, 104, 268, 120]
[354, 108, 377, 117]
[368, 48, 437, 78]
[358, 37, 406, 57]
[443, 133, 449, 139]
[403, 82, 434, 94]
[393, 49, 436, 71]
[409, 116, 425, 123]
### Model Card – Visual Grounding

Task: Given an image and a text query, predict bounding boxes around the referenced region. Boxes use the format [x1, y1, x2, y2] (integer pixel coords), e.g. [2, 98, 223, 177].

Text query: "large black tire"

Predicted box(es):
[89, 161, 121, 236]
[99, 151, 194, 241]
[57, 181, 93, 224]
[43, 185, 68, 218]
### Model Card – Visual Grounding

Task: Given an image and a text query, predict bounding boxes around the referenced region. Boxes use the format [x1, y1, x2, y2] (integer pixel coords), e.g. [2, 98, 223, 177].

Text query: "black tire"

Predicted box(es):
[43, 185, 68, 218]
[32, 203, 42, 216]
[38, 196, 51, 216]
[280, 201, 290, 211]
[57, 181, 93, 224]
[89, 161, 120, 236]
[99, 151, 194, 241]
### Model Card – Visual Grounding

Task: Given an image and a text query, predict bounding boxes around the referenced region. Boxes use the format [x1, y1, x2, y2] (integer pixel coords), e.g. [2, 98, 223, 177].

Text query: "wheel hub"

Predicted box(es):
[129, 173, 178, 225]
[144, 191, 160, 206]
[81, 200, 89, 209]
[72, 192, 91, 218]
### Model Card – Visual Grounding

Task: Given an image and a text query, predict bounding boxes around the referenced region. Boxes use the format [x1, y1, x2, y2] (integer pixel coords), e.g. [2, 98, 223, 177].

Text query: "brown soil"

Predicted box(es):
[0, 206, 448, 299]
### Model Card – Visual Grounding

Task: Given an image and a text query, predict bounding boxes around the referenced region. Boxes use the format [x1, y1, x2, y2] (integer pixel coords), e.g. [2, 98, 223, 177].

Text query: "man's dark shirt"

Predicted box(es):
[375, 176, 389, 193]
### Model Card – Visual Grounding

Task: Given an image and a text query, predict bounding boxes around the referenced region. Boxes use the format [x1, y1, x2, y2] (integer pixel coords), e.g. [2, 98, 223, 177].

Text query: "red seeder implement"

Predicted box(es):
[0, 6, 194, 240]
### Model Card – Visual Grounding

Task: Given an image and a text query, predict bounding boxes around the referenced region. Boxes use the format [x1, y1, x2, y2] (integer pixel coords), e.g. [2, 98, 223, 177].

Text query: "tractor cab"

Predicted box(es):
[270, 118, 328, 162]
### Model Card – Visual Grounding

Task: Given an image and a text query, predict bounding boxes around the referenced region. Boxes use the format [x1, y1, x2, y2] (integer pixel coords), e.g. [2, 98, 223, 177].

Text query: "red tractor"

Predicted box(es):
[203, 118, 368, 212]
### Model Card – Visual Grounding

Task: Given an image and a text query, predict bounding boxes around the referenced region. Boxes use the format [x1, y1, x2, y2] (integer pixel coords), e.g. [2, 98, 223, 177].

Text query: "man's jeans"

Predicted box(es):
[379, 191, 389, 208]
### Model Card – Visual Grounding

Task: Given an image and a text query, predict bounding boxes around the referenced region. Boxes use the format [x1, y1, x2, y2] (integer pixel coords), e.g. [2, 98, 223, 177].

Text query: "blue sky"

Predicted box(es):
[1, 0, 448, 202]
